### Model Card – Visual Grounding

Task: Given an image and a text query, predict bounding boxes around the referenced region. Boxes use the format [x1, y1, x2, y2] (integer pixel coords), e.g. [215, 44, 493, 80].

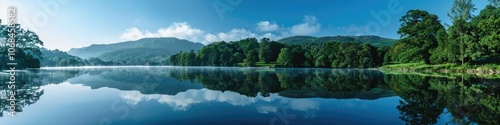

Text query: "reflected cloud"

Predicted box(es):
[119, 88, 320, 117]
[256, 106, 278, 114]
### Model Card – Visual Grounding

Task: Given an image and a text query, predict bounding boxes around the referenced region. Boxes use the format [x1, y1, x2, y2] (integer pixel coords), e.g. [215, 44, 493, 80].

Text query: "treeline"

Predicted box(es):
[97, 48, 170, 66]
[169, 38, 387, 68]
[41, 48, 172, 67]
[166, 67, 500, 124]
[170, 1, 500, 68]
[0, 24, 43, 70]
[386, 2, 500, 65]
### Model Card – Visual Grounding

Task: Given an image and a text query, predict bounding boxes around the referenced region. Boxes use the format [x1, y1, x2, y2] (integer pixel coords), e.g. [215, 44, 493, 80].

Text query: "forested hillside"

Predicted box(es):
[277, 35, 397, 47]
[68, 37, 204, 59]
[169, 37, 386, 68]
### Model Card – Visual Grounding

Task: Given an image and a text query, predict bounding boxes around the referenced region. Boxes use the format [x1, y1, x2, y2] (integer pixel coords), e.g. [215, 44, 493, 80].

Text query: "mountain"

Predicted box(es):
[97, 48, 172, 65]
[277, 35, 397, 47]
[68, 37, 204, 59]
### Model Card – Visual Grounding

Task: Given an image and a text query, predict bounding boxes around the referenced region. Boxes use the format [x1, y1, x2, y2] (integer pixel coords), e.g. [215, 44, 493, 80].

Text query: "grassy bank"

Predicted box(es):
[382, 63, 500, 70]
[381, 62, 500, 74]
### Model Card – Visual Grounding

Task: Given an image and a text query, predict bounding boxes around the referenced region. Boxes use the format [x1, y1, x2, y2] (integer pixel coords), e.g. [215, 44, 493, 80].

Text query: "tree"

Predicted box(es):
[430, 28, 459, 64]
[169, 52, 181, 65]
[377, 46, 391, 65]
[0, 23, 44, 69]
[448, 0, 477, 65]
[290, 45, 305, 67]
[277, 48, 293, 67]
[359, 43, 378, 68]
[245, 50, 259, 67]
[259, 38, 271, 63]
[397, 10, 444, 64]
[259, 38, 284, 64]
[489, 0, 500, 7]
[473, 5, 500, 58]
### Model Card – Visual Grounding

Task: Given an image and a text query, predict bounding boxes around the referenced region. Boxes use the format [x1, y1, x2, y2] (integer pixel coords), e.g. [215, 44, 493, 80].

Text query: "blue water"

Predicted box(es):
[0, 66, 497, 125]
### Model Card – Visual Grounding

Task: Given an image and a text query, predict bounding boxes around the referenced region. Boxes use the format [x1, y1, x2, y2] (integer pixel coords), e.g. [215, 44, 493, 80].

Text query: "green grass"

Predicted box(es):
[381, 62, 500, 71]
[381, 68, 500, 79]
[381, 62, 500, 79]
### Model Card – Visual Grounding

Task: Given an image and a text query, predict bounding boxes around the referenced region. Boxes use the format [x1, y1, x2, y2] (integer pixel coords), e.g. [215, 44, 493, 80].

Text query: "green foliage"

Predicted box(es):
[244, 50, 259, 67]
[0, 23, 43, 69]
[490, 0, 500, 7]
[277, 48, 293, 67]
[277, 35, 397, 47]
[430, 29, 459, 64]
[39, 48, 113, 67]
[98, 48, 170, 65]
[170, 37, 385, 68]
[170, 39, 255, 67]
[68, 37, 204, 59]
[276, 45, 306, 67]
[398, 10, 444, 64]
[474, 5, 500, 57]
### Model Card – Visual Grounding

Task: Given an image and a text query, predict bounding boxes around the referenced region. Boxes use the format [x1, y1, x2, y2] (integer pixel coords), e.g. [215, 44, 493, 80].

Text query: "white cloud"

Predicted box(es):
[256, 21, 280, 32]
[119, 88, 319, 115]
[256, 106, 278, 114]
[289, 15, 321, 35]
[119, 27, 145, 41]
[157, 22, 204, 42]
[346, 25, 369, 36]
[205, 29, 257, 43]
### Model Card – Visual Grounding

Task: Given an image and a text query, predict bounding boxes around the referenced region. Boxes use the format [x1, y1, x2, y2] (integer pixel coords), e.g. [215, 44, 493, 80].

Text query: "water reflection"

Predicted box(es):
[0, 67, 498, 124]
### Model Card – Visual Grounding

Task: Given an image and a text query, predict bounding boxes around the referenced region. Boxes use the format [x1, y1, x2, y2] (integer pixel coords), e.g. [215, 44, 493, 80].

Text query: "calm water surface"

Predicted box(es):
[0, 66, 499, 125]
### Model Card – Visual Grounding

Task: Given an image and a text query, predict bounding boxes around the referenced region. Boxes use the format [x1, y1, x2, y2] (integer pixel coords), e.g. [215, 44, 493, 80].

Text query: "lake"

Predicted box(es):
[1, 66, 499, 125]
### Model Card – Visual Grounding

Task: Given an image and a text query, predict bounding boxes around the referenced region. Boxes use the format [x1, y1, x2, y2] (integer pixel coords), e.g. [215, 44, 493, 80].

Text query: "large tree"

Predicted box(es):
[259, 38, 284, 64]
[448, 0, 477, 65]
[397, 10, 444, 64]
[473, 5, 500, 58]
[277, 48, 293, 67]
[0, 23, 44, 69]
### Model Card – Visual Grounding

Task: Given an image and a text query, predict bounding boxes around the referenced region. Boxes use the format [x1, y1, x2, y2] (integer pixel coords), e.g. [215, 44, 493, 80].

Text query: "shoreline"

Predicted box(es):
[380, 63, 500, 75]
[2, 64, 499, 76]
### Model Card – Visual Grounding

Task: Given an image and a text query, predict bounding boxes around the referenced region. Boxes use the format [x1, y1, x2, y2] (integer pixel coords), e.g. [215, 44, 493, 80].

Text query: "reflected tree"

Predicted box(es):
[0, 72, 44, 117]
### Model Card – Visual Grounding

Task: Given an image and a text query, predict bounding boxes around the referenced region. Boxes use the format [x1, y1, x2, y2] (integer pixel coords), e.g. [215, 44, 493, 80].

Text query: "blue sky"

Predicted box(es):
[0, 0, 491, 51]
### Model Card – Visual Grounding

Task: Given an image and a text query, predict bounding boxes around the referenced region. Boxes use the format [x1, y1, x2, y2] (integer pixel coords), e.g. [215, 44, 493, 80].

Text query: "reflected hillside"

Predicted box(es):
[1, 67, 499, 124]
[166, 68, 395, 99]
[64, 67, 203, 95]
[0, 69, 84, 117]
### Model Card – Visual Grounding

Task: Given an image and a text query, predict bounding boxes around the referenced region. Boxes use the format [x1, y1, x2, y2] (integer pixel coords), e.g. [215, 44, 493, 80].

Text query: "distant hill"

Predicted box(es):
[68, 37, 204, 59]
[277, 35, 397, 47]
[40, 48, 85, 66]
